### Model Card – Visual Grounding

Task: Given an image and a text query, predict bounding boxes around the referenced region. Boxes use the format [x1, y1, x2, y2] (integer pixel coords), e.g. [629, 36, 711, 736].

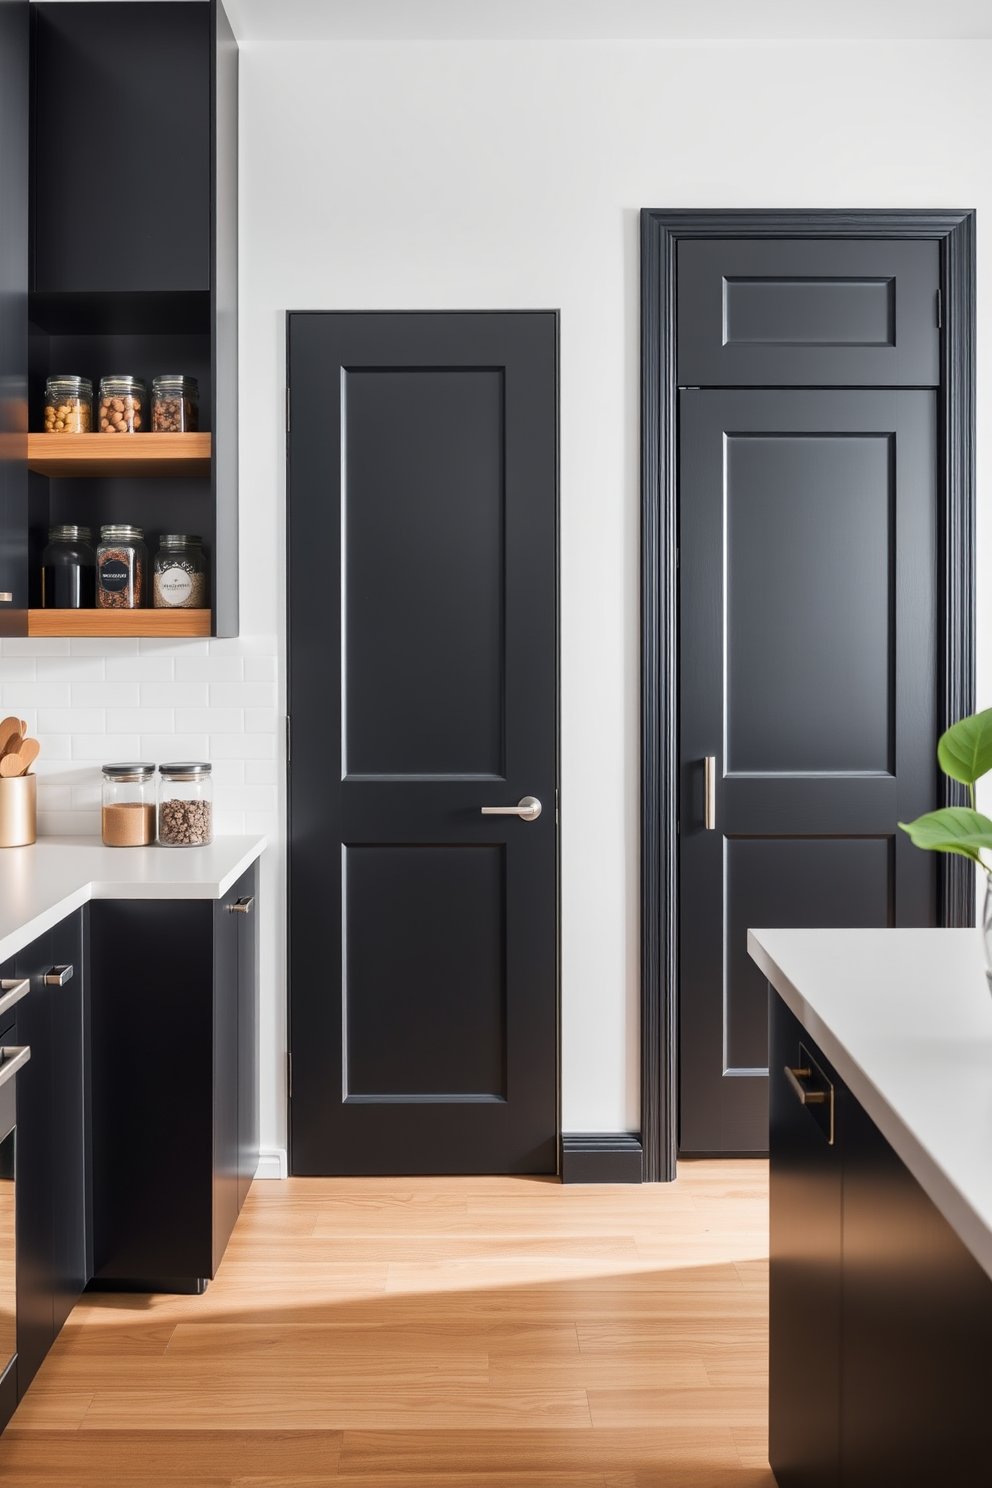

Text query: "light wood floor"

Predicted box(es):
[0, 1160, 773, 1486]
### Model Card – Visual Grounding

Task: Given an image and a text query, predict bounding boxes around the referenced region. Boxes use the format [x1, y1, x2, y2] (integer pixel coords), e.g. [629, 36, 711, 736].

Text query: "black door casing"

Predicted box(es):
[288, 311, 559, 1177]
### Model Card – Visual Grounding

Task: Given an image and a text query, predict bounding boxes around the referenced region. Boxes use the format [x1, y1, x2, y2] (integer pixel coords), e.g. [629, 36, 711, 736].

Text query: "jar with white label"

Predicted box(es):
[96, 525, 147, 609]
[153, 534, 206, 609]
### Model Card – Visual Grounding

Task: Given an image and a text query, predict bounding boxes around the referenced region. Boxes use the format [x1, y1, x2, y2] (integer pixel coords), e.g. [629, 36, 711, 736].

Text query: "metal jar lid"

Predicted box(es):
[103, 762, 156, 780]
[99, 525, 144, 542]
[47, 375, 93, 394]
[158, 533, 202, 547]
[152, 375, 198, 393]
[48, 525, 93, 544]
[159, 761, 212, 778]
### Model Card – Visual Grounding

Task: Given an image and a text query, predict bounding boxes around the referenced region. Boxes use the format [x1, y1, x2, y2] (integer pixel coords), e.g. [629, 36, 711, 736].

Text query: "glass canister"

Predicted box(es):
[41, 525, 96, 609]
[43, 376, 92, 432]
[151, 375, 199, 432]
[96, 525, 147, 609]
[98, 375, 145, 433]
[102, 763, 157, 847]
[153, 534, 207, 609]
[158, 762, 213, 847]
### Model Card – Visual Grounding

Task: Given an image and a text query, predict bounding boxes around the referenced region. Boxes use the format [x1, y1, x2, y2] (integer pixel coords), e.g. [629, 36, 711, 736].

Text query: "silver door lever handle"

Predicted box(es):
[481, 796, 542, 821]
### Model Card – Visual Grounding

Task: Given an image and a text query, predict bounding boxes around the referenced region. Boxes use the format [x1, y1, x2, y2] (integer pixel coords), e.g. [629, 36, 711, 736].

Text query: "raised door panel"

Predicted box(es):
[679, 390, 936, 1153]
[677, 238, 939, 387]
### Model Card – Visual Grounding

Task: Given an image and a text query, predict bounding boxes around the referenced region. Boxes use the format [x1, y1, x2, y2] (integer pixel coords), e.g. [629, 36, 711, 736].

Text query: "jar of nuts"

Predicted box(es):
[98, 375, 145, 433]
[96, 524, 147, 609]
[43, 376, 93, 432]
[151, 374, 198, 432]
[158, 762, 213, 847]
[153, 534, 206, 609]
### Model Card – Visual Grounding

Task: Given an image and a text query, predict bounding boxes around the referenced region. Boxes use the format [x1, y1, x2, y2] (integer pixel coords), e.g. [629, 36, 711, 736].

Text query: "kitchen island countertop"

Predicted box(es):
[0, 835, 267, 965]
[749, 925, 992, 1283]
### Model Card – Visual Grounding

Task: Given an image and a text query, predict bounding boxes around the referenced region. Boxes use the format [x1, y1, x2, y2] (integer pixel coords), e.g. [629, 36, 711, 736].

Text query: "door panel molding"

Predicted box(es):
[641, 209, 976, 1182]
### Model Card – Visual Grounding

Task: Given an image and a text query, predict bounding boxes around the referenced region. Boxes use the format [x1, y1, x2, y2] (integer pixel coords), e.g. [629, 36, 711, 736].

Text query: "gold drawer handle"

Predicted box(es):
[784, 1065, 828, 1106]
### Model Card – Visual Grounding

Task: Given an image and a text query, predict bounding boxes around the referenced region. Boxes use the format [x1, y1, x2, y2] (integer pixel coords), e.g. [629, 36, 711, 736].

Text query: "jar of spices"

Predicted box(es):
[43, 376, 93, 433]
[98, 375, 145, 433]
[153, 534, 206, 609]
[158, 763, 213, 847]
[41, 525, 96, 609]
[96, 525, 147, 609]
[151, 374, 198, 432]
[102, 763, 157, 847]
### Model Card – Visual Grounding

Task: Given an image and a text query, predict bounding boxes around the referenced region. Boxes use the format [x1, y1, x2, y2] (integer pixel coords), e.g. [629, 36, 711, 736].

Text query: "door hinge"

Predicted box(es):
[286, 714, 291, 762]
[287, 1051, 292, 1098]
[286, 387, 291, 433]
[936, 289, 942, 330]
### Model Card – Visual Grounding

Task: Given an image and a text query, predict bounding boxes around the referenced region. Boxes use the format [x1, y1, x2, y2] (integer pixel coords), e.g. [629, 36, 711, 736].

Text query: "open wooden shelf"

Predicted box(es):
[27, 609, 211, 638]
[27, 432, 211, 478]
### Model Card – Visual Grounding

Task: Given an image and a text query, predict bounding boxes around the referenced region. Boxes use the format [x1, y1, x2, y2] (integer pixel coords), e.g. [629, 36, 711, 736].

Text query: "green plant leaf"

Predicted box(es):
[937, 708, 992, 786]
[898, 806, 992, 862]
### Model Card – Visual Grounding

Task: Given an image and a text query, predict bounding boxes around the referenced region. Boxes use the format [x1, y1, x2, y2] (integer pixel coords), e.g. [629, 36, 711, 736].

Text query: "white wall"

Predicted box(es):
[3, 36, 989, 1151]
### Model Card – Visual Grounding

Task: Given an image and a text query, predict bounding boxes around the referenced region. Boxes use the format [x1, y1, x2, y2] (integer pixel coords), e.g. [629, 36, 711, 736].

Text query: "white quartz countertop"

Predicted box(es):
[749, 926, 992, 1284]
[0, 835, 267, 966]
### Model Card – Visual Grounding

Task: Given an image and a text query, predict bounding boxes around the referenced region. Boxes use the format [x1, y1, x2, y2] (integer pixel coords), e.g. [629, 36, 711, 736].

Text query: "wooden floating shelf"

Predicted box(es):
[27, 609, 211, 638]
[27, 431, 211, 478]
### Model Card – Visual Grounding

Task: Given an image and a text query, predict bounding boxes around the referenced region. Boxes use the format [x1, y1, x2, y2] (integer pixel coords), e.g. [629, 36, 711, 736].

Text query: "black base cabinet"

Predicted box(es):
[770, 993, 992, 1486]
[88, 863, 259, 1291]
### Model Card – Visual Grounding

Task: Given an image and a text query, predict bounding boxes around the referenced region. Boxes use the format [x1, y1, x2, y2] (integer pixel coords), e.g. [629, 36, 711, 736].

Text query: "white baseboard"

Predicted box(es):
[254, 1148, 288, 1180]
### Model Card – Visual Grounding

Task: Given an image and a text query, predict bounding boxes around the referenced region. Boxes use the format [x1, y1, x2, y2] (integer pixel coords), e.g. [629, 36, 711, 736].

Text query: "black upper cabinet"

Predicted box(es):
[0, 0, 29, 630]
[32, 3, 211, 295]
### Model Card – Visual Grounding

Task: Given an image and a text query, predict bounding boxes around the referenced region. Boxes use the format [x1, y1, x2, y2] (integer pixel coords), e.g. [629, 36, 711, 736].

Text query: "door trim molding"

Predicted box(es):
[560, 1133, 643, 1184]
[640, 209, 976, 1182]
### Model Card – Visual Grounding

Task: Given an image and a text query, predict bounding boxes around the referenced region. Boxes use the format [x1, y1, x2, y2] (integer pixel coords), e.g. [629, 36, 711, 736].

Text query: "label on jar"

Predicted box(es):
[157, 565, 194, 606]
[99, 558, 131, 593]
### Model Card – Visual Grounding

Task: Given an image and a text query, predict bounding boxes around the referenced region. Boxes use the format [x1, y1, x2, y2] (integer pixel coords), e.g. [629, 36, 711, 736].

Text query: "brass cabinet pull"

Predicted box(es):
[785, 1048, 835, 1145]
[784, 1065, 827, 1105]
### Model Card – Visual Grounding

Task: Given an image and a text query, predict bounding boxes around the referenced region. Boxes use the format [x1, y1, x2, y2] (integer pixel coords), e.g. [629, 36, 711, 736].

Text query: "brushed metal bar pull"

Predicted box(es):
[0, 594, 13, 603]
[44, 965, 73, 986]
[481, 796, 542, 822]
[784, 1065, 828, 1106]
[0, 979, 30, 1017]
[0, 1046, 31, 1090]
[704, 756, 717, 830]
[228, 896, 255, 913]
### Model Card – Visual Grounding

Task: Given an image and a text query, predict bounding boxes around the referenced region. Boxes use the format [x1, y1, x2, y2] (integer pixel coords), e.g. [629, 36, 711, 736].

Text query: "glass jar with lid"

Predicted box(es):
[102, 763, 157, 847]
[96, 525, 147, 609]
[41, 525, 96, 609]
[153, 534, 206, 609]
[151, 375, 199, 432]
[44, 376, 92, 432]
[158, 763, 213, 847]
[98, 375, 145, 433]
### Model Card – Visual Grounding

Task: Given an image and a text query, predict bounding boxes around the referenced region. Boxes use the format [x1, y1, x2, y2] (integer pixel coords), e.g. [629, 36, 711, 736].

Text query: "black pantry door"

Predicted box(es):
[678, 239, 940, 1154]
[288, 311, 558, 1176]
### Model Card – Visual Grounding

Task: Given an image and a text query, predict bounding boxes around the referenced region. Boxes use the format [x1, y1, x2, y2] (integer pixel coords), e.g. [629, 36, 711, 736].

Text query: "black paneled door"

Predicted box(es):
[288, 312, 558, 1176]
[678, 240, 940, 1154]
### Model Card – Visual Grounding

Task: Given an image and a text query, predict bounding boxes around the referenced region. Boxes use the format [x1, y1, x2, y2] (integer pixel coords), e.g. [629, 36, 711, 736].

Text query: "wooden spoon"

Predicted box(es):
[0, 754, 25, 778]
[19, 720, 27, 737]
[15, 739, 40, 774]
[0, 717, 20, 756]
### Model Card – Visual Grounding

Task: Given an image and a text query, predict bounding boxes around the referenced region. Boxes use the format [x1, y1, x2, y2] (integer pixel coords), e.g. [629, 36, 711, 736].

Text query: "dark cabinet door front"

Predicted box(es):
[48, 911, 87, 1336]
[679, 389, 937, 1153]
[13, 932, 53, 1396]
[236, 867, 258, 1211]
[288, 311, 558, 1177]
[0, 0, 28, 632]
[768, 994, 841, 1488]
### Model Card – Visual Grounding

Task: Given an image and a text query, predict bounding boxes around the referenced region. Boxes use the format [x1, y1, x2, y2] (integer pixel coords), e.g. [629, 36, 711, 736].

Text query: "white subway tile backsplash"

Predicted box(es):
[39, 707, 106, 733]
[71, 734, 141, 760]
[107, 708, 174, 734]
[1, 638, 70, 656]
[177, 707, 242, 733]
[175, 655, 244, 682]
[141, 681, 209, 708]
[210, 733, 276, 759]
[10, 632, 282, 839]
[71, 683, 140, 708]
[243, 655, 277, 682]
[140, 734, 210, 759]
[0, 658, 37, 681]
[70, 637, 139, 656]
[105, 655, 175, 682]
[1, 683, 71, 708]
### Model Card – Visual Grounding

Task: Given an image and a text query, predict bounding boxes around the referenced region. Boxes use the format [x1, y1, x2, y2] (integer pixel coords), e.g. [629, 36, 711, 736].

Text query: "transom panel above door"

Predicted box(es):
[287, 311, 559, 1177]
